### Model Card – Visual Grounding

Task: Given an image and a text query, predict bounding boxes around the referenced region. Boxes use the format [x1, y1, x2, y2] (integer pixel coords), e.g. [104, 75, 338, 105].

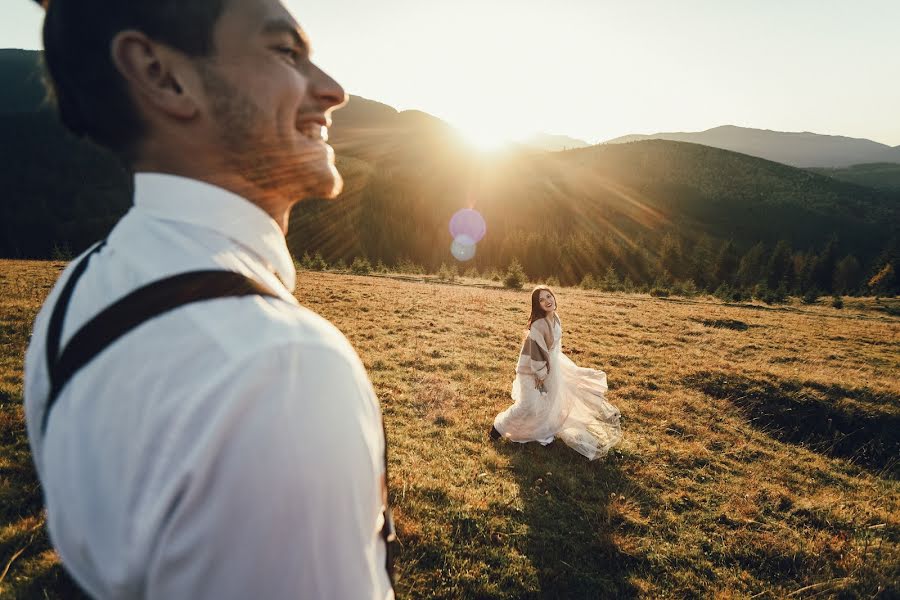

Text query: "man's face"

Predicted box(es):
[195, 0, 346, 201]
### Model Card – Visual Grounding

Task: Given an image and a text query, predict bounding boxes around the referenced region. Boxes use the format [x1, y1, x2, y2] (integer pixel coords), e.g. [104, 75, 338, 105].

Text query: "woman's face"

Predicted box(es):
[538, 290, 556, 313]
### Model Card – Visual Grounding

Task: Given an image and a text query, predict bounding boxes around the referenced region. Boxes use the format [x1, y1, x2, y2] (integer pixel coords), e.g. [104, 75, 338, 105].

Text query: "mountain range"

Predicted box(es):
[1, 48, 897, 292]
[603, 125, 900, 168]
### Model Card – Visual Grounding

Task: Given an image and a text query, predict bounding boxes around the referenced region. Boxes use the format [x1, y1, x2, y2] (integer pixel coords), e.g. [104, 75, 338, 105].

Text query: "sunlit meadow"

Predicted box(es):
[0, 261, 897, 598]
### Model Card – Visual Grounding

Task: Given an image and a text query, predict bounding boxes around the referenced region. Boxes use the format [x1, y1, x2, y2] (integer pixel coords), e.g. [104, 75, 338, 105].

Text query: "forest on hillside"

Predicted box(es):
[1, 111, 898, 297]
[1, 50, 898, 296]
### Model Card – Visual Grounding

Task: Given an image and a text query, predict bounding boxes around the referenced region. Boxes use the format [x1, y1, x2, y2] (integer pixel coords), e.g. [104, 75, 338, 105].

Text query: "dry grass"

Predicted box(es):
[0, 260, 898, 598]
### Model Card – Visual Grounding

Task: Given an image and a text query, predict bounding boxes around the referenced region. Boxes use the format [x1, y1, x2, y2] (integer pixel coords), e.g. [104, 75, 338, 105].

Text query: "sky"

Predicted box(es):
[3, 0, 899, 147]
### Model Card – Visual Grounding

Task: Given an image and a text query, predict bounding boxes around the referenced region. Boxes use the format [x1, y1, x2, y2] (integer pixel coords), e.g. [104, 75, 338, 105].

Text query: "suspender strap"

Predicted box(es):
[42, 263, 279, 434]
[381, 420, 398, 582]
[45, 241, 106, 399]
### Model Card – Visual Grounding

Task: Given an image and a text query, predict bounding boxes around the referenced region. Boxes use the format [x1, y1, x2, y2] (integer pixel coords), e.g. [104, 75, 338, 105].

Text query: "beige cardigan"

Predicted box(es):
[516, 316, 558, 381]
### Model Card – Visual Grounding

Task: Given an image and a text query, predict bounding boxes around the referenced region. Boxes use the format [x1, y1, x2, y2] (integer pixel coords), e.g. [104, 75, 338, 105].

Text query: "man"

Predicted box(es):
[24, 0, 394, 597]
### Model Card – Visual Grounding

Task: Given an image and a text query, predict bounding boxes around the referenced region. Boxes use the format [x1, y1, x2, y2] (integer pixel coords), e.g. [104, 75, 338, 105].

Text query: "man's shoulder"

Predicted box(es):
[201, 296, 357, 364]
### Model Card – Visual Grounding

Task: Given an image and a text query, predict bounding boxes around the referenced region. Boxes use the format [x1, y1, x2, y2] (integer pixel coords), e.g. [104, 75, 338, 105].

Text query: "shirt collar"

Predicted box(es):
[133, 173, 296, 291]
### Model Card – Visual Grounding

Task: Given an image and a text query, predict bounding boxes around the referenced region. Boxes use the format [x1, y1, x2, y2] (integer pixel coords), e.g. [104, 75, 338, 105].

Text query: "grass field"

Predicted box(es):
[1, 260, 898, 598]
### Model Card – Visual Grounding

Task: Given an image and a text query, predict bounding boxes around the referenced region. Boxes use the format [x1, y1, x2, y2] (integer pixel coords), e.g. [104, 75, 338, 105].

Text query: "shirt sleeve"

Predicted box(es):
[143, 341, 393, 600]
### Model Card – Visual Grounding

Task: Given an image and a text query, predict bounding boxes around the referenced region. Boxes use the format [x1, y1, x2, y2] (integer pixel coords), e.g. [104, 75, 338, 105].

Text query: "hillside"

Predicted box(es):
[290, 128, 898, 285]
[0, 49, 47, 113]
[1, 48, 898, 294]
[809, 162, 900, 193]
[604, 125, 900, 168]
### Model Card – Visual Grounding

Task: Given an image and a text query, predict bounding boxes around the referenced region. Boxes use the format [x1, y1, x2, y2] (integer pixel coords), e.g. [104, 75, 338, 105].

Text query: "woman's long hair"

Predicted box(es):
[526, 285, 556, 330]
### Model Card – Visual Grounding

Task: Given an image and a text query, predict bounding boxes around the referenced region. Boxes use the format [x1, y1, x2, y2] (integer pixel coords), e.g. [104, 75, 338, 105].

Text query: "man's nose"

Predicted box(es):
[313, 64, 347, 111]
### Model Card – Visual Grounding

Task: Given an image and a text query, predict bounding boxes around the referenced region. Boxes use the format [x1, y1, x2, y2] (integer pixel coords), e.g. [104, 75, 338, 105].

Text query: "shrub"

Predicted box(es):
[714, 283, 746, 302]
[437, 262, 458, 282]
[463, 267, 480, 279]
[310, 252, 327, 271]
[374, 260, 388, 274]
[298, 251, 313, 270]
[51, 243, 73, 261]
[503, 259, 527, 289]
[621, 277, 635, 294]
[801, 289, 820, 305]
[486, 269, 502, 282]
[396, 258, 425, 274]
[674, 279, 698, 297]
[600, 267, 620, 292]
[753, 283, 787, 305]
[333, 258, 347, 272]
[649, 287, 670, 298]
[651, 275, 672, 293]
[351, 256, 372, 275]
[579, 273, 597, 289]
[831, 295, 844, 309]
[545, 275, 561, 288]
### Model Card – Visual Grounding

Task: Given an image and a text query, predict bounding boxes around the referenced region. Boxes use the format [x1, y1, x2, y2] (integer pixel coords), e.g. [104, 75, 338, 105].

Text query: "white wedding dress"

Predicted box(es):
[493, 318, 622, 460]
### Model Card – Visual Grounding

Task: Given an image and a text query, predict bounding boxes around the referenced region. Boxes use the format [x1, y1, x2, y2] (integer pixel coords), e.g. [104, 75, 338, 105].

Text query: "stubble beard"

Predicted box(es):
[197, 63, 342, 203]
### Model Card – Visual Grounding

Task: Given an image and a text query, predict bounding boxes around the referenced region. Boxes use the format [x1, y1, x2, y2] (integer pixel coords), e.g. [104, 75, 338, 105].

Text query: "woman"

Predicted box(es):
[490, 286, 622, 460]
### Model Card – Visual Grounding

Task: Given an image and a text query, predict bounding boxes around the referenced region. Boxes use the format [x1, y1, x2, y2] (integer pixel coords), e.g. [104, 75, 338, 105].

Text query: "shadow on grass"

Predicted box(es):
[690, 318, 750, 331]
[0, 397, 89, 599]
[497, 440, 648, 599]
[683, 371, 899, 478]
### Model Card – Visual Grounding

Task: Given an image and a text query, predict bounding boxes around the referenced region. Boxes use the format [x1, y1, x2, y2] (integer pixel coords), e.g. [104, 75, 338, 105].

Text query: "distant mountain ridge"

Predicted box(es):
[521, 132, 590, 152]
[604, 125, 900, 168]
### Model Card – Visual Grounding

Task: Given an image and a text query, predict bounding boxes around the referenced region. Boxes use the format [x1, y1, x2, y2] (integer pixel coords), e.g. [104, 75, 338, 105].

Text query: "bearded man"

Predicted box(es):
[24, 1, 395, 597]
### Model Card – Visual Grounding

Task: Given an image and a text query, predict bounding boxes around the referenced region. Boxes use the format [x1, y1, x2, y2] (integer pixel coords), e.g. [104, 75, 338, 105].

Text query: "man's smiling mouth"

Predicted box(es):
[297, 122, 328, 142]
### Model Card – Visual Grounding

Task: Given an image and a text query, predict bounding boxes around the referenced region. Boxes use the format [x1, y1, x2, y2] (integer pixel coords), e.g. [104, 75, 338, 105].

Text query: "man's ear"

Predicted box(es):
[110, 30, 199, 121]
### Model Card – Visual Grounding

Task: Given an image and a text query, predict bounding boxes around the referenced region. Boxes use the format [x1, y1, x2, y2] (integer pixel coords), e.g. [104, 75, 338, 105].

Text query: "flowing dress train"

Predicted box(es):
[493, 318, 622, 460]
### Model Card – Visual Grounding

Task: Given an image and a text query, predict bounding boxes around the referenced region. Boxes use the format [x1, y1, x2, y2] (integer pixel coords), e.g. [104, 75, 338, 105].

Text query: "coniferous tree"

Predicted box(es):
[689, 234, 715, 290]
[311, 251, 327, 271]
[833, 255, 862, 295]
[600, 266, 621, 291]
[503, 258, 527, 289]
[812, 238, 838, 293]
[766, 240, 794, 290]
[659, 233, 684, 281]
[737, 242, 767, 289]
[713, 240, 739, 288]
[795, 251, 817, 294]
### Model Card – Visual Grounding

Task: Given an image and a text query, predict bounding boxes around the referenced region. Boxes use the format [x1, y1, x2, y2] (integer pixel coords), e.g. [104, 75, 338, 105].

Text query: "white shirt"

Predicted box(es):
[24, 173, 393, 599]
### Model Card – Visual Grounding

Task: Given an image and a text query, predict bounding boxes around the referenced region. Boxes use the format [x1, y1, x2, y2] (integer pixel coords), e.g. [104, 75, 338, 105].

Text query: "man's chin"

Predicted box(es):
[298, 145, 342, 198]
[292, 164, 343, 201]
[323, 164, 344, 199]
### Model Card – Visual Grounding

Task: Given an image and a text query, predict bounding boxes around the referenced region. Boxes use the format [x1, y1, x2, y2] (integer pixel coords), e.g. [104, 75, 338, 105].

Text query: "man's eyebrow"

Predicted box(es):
[261, 18, 312, 54]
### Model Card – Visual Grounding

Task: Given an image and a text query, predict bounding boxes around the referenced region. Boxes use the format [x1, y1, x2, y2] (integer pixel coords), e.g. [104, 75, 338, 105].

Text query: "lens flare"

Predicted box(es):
[449, 209, 486, 244]
[451, 235, 477, 261]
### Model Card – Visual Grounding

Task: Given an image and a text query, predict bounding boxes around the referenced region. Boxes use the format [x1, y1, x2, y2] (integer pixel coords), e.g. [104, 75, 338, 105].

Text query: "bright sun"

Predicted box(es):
[454, 123, 514, 153]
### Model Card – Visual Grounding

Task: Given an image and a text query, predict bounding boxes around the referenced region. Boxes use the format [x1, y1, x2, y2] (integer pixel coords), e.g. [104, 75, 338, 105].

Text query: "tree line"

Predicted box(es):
[290, 225, 899, 299]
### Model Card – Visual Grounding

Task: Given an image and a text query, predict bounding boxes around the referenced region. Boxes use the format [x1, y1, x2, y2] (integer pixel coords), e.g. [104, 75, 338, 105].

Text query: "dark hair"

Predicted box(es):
[526, 285, 556, 330]
[39, 0, 227, 163]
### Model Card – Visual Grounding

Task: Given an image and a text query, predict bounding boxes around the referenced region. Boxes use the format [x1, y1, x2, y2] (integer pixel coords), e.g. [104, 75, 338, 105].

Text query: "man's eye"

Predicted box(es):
[275, 46, 300, 61]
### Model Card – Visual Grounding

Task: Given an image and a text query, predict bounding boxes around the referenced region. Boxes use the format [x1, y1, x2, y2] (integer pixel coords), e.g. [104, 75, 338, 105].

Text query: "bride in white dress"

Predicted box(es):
[490, 286, 622, 460]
